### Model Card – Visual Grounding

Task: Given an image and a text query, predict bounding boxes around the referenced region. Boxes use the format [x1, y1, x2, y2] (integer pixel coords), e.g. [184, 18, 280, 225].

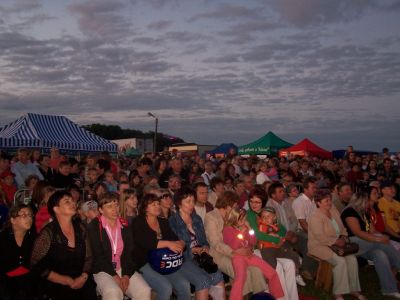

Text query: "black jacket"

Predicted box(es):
[87, 217, 136, 277]
[132, 215, 179, 269]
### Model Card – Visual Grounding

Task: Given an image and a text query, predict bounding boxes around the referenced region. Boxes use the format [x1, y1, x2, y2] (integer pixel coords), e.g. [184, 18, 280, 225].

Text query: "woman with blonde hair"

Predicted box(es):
[341, 191, 400, 298]
[119, 189, 138, 225]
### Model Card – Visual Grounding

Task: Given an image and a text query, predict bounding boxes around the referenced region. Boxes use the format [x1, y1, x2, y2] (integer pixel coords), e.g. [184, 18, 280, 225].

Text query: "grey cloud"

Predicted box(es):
[269, 0, 371, 27]
[180, 43, 208, 55]
[165, 31, 207, 43]
[9, 14, 54, 31]
[189, 4, 262, 22]
[220, 20, 280, 44]
[0, 0, 41, 13]
[129, 0, 181, 9]
[132, 37, 163, 46]
[147, 20, 173, 30]
[68, 0, 131, 40]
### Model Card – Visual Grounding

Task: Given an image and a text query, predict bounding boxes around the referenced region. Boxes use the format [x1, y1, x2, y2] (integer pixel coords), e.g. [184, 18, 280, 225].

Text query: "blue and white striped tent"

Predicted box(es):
[0, 113, 117, 153]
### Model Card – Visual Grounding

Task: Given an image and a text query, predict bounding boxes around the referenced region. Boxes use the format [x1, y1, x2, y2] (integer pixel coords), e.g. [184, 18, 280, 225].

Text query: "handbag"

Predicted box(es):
[193, 252, 219, 274]
[330, 242, 359, 256]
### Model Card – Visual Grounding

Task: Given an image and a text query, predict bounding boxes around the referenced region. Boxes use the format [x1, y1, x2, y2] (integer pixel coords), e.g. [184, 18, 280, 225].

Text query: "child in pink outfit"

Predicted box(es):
[223, 208, 284, 300]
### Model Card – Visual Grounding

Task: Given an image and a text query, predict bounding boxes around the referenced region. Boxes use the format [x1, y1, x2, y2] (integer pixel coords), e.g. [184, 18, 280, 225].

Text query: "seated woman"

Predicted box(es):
[366, 186, 400, 243]
[88, 192, 151, 300]
[204, 191, 268, 296]
[132, 193, 191, 300]
[0, 204, 36, 300]
[257, 207, 304, 286]
[30, 190, 97, 300]
[223, 207, 284, 300]
[308, 189, 365, 300]
[341, 192, 400, 298]
[169, 187, 225, 300]
[246, 189, 298, 300]
[119, 188, 139, 225]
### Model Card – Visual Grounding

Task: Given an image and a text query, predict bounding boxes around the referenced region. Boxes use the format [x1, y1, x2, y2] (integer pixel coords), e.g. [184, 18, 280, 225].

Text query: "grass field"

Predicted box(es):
[298, 264, 397, 299]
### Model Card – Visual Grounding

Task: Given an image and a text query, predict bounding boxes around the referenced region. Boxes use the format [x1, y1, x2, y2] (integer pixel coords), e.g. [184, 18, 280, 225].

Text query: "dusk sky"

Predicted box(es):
[1, 0, 399, 151]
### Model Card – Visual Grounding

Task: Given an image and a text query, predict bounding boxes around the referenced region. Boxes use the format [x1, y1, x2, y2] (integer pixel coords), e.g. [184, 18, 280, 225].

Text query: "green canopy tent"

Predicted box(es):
[238, 131, 293, 156]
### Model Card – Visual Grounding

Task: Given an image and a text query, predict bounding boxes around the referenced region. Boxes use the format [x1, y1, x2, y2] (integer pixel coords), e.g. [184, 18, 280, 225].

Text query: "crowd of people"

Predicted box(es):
[0, 145, 400, 300]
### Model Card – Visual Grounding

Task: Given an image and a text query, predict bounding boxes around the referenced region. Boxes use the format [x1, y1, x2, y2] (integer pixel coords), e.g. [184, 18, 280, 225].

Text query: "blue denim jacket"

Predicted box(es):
[169, 211, 209, 259]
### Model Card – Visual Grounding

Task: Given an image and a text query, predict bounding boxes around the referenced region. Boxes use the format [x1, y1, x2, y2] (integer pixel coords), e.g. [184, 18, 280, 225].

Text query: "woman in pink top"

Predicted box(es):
[223, 208, 284, 300]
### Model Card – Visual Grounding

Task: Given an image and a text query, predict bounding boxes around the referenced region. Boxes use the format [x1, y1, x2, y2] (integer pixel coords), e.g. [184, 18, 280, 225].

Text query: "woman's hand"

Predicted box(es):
[192, 247, 202, 255]
[113, 275, 123, 291]
[375, 234, 390, 244]
[334, 237, 346, 247]
[285, 231, 298, 244]
[70, 273, 87, 289]
[64, 275, 75, 287]
[168, 241, 184, 254]
[192, 246, 210, 255]
[121, 275, 130, 293]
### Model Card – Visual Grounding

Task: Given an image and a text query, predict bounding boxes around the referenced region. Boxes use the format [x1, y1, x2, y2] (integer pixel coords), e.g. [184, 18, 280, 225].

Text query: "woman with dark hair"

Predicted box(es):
[132, 193, 191, 300]
[308, 189, 364, 300]
[225, 163, 237, 180]
[0, 204, 36, 300]
[366, 187, 400, 243]
[157, 188, 175, 219]
[216, 160, 227, 181]
[94, 182, 108, 201]
[30, 190, 97, 300]
[188, 163, 202, 185]
[341, 192, 400, 298]
[169, 187, 225, 300]
[153, 158, 168, 179]
[88, 192, 151, 300]
[246, 188, 298, 300]
[34, 185, 56, 233]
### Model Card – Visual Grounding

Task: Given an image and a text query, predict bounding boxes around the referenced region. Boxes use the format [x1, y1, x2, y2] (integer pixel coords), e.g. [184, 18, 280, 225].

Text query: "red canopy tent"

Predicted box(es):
[279, 138, 332, 159]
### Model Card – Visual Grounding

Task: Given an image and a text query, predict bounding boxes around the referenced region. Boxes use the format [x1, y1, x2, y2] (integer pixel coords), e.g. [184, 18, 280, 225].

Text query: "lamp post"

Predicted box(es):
[147, 112, 158, 153]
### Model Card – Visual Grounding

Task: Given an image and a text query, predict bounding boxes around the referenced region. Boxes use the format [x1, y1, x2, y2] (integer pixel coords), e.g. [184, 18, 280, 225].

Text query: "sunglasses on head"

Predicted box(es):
[160, 193, 171, 199]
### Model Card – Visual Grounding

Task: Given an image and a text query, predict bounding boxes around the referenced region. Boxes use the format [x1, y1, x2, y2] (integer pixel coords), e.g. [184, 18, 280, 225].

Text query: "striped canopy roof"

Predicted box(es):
[0, 113, 117, 152]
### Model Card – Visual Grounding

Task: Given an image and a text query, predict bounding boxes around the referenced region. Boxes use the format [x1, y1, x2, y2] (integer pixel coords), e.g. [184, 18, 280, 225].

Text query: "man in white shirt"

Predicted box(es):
[11, 148, 44, 188]
[292, 178, 317, 233]
[291, 177, 318, 279]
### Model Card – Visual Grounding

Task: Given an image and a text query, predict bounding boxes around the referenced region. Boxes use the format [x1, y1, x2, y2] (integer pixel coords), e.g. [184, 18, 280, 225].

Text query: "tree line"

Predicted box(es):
[83, 123, 184, 152]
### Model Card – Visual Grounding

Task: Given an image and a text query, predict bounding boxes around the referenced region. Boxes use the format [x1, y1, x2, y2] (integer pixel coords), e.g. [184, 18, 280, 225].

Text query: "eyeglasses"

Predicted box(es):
[249, 200, 262, 205]
[17, 213, 33, 219]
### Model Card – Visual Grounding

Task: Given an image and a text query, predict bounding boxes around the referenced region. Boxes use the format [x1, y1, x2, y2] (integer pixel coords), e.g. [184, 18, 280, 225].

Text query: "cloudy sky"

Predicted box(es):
[1, 0, 399, 151]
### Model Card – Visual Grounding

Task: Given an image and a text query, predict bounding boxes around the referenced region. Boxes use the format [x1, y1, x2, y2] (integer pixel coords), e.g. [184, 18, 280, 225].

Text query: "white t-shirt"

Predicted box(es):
[256, 172, 271, 185]
[292, 193, 316, 230]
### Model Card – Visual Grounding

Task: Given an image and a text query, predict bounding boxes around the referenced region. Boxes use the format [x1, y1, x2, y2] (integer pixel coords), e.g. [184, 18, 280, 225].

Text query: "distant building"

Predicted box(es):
[112, 138, 153, 154]
[168, 143, 217, 157]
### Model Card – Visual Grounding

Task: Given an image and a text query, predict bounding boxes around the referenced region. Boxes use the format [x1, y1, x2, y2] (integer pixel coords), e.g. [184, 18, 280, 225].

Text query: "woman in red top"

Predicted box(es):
[366, 187, 400, 243]
[35, 185, 56, 233]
